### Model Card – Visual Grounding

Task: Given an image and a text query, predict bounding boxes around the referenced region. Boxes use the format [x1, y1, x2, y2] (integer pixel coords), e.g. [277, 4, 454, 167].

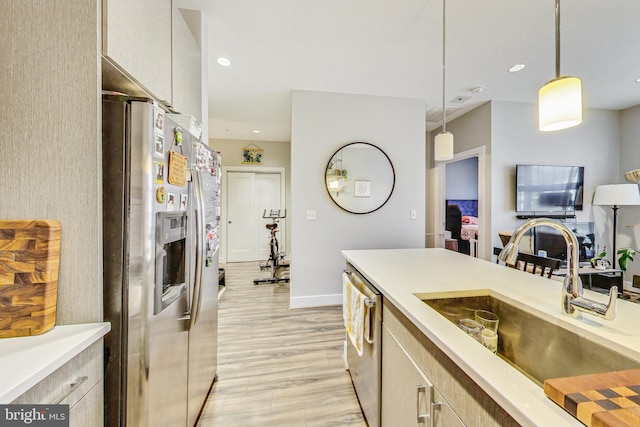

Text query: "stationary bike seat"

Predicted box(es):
[265, 223, 278, 230]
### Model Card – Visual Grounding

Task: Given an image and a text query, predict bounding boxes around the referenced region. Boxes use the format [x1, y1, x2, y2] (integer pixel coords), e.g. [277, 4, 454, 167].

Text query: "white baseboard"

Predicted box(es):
[289, 293, 342, 308]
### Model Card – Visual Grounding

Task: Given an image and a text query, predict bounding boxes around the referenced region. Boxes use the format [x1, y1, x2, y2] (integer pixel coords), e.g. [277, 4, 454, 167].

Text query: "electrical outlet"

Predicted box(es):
[306, 210, 317, 220]
[410, 210, 417, 220]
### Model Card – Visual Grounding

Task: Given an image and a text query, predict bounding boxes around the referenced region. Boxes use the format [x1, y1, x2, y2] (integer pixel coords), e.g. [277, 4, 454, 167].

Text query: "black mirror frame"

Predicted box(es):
[324, 142, 395, 214]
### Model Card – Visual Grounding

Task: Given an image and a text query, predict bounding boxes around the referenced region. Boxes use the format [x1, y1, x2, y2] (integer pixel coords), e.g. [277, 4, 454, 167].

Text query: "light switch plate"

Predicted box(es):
[410, 210, 417, 220]
[306, 210, 317, 220]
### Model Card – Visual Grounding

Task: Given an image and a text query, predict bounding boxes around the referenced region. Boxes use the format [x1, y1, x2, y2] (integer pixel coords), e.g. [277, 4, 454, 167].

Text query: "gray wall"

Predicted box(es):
[211, 139, 291, 169]
[446, 157, 478, 200]
[619, 105, 640, 280]
[209, 138, 292, 253]
[427, 101, 624, 268]
[0, 1, 102, 324]
[490, 101, 620, 254]
[427, 103, 492, 255]
[290, 90, 425, 308]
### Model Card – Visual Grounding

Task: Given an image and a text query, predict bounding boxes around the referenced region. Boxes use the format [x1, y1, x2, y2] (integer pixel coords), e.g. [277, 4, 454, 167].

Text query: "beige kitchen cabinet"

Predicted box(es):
[103, 2, 206, 127]
[382, 301, 520, 427]
[171, 7, 204, 122]
[11, 342, 104, 427]
[68, 379, 103, 427]
[103, 0, 173, 103]
[382, 325, 465, 427]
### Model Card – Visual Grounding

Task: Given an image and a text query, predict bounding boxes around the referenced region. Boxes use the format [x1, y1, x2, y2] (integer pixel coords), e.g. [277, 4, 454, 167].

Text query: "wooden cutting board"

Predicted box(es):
[0, 220, 61, 338]
[544, 368, 640, 427]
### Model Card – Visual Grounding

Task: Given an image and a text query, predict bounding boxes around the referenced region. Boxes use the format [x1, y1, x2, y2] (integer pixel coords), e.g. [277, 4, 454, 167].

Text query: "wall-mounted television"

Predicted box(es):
[515, 165, 584, 212]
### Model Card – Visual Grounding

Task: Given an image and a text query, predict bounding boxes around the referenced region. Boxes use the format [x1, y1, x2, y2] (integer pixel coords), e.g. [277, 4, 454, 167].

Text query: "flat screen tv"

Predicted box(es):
[515, 165, 584, 212]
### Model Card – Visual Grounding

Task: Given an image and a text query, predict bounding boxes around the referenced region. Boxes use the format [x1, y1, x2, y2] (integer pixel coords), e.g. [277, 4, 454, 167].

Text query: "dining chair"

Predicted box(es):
[493, 247, 504, 263]
[515, 252, 562, 278]
[494, 247, 561, 278]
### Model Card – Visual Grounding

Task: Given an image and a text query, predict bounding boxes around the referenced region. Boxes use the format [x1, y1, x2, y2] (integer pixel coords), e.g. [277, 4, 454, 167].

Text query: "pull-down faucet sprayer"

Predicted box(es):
[498, 218, 617, 320]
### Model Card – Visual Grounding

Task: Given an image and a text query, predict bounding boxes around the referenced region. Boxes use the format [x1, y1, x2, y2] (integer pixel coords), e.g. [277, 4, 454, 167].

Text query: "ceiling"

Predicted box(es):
[177, 0, 640, 141]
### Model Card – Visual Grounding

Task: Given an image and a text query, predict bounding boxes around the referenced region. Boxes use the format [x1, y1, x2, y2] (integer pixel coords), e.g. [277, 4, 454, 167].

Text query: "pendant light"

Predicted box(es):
[538, 0, 582, 131]
[434, 0, 453, 161]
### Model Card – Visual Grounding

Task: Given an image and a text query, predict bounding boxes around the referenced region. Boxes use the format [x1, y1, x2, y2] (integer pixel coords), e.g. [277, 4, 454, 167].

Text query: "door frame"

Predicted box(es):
[220, 166, 286, 263]
[433, 146, 488, 260]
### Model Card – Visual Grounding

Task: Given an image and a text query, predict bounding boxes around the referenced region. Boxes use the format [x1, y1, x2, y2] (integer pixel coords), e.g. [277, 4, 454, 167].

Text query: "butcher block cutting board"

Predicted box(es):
[544, 368, 640, 427]
[0, 220, 61, 338]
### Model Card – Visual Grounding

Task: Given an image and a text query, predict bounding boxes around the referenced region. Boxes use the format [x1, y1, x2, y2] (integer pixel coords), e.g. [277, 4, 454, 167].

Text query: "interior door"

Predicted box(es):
[226, 172, 254, 262]
[255, 173, 285, 260]
[226, 171, 283, 262]
[443, 156, 480, 257]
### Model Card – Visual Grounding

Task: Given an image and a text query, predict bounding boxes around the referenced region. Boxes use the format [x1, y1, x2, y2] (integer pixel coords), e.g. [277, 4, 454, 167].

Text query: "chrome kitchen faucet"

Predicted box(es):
[499, 218, 617, 320]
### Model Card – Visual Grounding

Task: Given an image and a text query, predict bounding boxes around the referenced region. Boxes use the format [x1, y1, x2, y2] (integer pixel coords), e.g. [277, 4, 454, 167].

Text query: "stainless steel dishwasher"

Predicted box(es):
[344, 263, 382, 427]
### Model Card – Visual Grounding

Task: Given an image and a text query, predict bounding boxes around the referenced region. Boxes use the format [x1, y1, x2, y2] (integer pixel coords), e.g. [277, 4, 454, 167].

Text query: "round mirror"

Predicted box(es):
[325, 142, 395, 214]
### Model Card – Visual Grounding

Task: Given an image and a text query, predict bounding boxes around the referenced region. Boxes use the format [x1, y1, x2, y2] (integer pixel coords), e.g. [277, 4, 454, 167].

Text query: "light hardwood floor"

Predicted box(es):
[197, 262, 367, 426]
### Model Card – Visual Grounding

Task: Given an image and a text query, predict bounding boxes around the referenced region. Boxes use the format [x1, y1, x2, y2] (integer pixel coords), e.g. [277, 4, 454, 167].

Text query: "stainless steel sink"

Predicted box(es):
[421, 293, 639, 387]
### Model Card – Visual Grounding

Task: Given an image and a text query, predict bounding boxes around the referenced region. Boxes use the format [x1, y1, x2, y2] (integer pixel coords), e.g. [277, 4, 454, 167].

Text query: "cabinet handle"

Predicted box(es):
[52, 376, 88, 404]
[430, 399, 442, 427]
[417, 384, 441, 426]
[417, 385, 428, 423]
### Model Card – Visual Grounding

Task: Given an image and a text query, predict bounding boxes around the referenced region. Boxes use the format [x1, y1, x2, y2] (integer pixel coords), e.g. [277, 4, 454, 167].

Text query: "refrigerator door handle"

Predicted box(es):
[190, 168, 205, 329]
[177, 312, 192, 321]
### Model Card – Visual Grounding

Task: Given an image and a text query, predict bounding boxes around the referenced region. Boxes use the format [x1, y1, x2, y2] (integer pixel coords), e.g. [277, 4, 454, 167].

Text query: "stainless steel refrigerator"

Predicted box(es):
[102, 94, 220, 427]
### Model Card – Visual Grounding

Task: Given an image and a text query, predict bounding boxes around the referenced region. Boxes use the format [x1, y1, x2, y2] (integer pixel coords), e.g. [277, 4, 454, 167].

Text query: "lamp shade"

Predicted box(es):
[434, 131, 453, 161]
[538, 76, 583, 131]
[593, 184, 640, 206]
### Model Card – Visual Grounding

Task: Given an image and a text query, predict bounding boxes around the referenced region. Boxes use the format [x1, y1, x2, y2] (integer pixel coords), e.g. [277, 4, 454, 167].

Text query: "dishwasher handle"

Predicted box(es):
[343, 268, 378, 343]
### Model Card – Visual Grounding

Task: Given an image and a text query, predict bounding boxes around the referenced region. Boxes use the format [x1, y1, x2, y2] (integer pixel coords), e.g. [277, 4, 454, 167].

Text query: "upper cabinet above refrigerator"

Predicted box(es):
[171, 8, 205, 122]
[102, 0, 172, 103]
[102, 1, 206, 134]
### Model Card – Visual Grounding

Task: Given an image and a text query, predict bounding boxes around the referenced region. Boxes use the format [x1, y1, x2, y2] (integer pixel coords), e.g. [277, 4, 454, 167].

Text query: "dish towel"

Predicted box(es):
[342, 272, 369, 356]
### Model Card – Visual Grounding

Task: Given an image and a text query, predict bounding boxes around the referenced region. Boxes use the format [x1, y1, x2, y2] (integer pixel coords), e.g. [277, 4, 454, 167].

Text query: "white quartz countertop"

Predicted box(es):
[342, 248, 640, 427]
[0, 322, 111, 403]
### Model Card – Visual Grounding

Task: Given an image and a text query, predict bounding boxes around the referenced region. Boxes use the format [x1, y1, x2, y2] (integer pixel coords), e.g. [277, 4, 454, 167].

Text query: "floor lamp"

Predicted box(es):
[593, 184, 640, 267]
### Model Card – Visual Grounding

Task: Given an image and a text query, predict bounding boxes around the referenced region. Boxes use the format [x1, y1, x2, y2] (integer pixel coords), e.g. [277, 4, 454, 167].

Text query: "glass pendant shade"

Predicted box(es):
[538, 76, 583, 131]
[434, 131, 454, 161]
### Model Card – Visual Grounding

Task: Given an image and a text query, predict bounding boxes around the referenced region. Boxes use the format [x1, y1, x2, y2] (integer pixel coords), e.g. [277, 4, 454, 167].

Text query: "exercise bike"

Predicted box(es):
[254, 209, 290, 285]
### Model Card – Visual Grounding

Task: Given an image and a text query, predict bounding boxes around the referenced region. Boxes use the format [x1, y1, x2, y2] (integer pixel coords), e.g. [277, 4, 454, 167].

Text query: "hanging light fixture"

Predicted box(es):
[538, 0, 582, 131]
[434, 0, 453, 161]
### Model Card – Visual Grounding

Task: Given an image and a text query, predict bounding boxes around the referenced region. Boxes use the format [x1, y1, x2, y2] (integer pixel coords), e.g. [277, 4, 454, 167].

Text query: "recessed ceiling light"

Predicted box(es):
[217, 57, 231, 67]
[508, 63, 526, 73]
[252, 130, 260, 134]
[635, 78, 640, 83]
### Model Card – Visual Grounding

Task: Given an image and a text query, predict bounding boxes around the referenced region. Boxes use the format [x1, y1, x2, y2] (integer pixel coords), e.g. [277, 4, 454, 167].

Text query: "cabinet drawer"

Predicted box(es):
[69, 379, 103, 427]
[382, 324, 465, 427]
[11, 341, 102, 407]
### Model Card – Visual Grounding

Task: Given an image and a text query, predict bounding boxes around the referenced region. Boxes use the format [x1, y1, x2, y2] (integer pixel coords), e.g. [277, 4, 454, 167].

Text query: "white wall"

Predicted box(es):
[490, 101, 620, 253]
[290, 90, 425, 308]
